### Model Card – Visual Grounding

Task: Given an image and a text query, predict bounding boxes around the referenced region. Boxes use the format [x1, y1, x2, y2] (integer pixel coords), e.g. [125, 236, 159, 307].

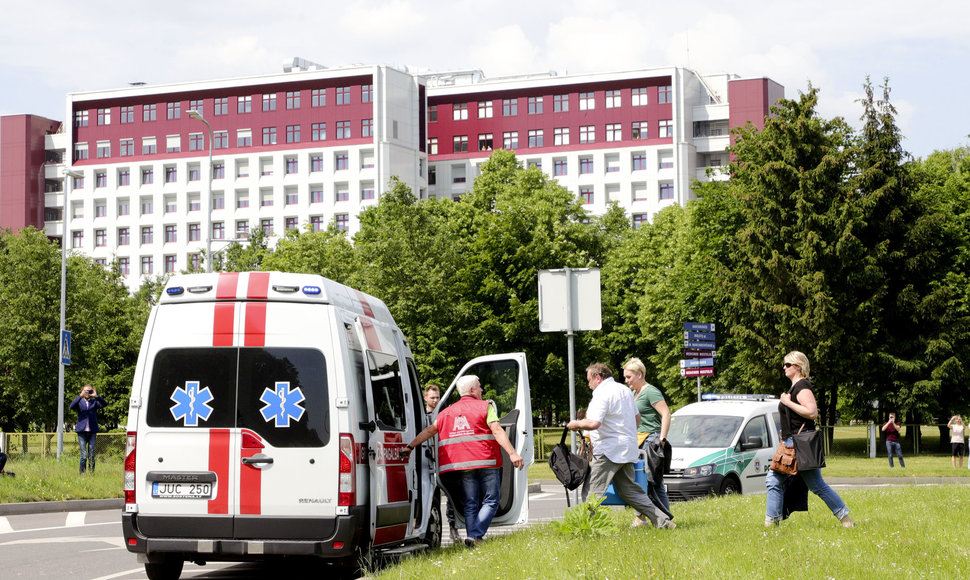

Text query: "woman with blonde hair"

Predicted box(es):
[765, 351, 853, 528]
[622, 357, 671, 511]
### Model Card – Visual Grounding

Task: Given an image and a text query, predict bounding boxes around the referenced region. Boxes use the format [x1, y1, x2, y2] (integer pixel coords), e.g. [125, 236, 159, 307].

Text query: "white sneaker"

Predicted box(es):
[660, 519, 677, 530]
[631, 514, 646, 527]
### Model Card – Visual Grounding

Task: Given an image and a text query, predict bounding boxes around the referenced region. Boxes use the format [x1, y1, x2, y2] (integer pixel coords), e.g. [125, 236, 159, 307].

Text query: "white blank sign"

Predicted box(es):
[538, 268, 602, 332]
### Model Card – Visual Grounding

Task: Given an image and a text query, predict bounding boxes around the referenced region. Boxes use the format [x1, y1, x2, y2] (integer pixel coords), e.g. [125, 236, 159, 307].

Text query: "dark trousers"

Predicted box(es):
[78, 432, 97, 473]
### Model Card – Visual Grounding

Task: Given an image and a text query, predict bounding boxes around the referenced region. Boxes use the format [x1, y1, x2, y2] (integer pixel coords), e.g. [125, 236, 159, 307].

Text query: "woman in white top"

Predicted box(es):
[948, 415, 966, 469]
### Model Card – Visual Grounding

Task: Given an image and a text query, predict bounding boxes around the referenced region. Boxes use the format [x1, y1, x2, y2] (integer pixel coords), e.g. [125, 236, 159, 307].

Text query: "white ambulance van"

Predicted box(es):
[122, 272, 533, 579]
[664, 395, 781, 500]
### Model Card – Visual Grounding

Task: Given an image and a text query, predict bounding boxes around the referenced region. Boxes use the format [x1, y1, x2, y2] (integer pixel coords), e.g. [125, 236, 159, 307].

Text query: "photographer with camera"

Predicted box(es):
[69, 384, 106, 474]
[881, 412, 905, 468]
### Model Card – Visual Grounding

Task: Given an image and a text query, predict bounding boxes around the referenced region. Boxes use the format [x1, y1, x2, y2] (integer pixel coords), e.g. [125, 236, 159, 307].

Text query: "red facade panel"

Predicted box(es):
[1, 114, 60, 231]
[727, 78, 784, 133]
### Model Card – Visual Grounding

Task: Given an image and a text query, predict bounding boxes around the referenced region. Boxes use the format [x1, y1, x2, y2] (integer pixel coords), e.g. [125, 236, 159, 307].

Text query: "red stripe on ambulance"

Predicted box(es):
[216, 272, 240, 299]
[382, 432, 409, 503]
[239, 450, 262, 515]
[244, 303, 267, 347]
[355, 290, 375, 317]
[247, 272, 270, 299]
[213, 303, 235, 347]
[207, 429, 231, 514]
[359, 318, 381, 351]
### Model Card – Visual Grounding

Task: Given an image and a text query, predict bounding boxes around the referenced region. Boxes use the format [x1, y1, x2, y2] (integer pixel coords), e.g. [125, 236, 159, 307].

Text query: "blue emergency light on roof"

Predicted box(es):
[702, 393, 776, 401]
[166, 287, 184, 296]
[302, 285, 322, 296]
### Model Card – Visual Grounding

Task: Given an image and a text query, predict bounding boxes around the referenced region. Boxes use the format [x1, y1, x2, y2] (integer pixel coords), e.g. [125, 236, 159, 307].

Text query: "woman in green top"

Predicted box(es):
[623, 357, 671, 511]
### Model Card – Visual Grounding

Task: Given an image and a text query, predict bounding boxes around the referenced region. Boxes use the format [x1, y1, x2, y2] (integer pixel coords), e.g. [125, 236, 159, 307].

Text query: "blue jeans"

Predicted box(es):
[765, 438, 849, 523]
[78, 431, 97, 473]
[644, 433, 671, 511]
[459, 468, 501, 540]
[886, 441, 905, 467]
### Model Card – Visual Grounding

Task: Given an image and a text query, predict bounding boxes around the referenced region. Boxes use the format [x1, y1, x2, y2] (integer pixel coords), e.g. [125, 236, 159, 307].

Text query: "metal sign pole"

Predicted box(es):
[697, 376, 701, 403]
[564, 268, 580, 505]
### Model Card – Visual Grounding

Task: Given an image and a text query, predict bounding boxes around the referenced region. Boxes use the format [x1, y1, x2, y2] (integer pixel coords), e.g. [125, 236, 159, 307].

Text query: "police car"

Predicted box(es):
[664, 394, 781, 500]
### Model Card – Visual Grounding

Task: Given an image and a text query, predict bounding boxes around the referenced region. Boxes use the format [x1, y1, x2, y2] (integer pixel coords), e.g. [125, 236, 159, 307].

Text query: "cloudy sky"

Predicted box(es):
[2, 0, 967, 158]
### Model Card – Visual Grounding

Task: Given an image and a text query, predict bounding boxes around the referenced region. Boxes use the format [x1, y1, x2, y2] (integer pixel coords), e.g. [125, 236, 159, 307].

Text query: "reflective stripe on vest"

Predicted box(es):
[438, 433, 496, 446]
[439, 458, 499, 471]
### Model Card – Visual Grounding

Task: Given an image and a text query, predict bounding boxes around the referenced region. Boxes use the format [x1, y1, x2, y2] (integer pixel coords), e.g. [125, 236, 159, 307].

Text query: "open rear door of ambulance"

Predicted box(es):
[355, 318, 417, 547]
[440, 353, 533, 526]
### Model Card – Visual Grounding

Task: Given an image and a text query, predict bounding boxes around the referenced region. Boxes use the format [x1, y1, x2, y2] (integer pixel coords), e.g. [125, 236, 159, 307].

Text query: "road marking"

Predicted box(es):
[90, 567, 144, 580]
[0, 520, 114, 536]
[0, 517, 11, 533]
[66, 511, 86, 526]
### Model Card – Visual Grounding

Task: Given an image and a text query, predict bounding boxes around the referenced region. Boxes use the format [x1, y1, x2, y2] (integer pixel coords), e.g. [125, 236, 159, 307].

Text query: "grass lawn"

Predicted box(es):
[0, 456, 122, 503]
[377, 485, 970, 579]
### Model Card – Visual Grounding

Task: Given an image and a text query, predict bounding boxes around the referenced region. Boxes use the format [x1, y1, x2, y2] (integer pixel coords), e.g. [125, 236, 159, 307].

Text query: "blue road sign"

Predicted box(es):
[680, 358, 715, 368]
[684, 340, 716, 350]
[60, 330, 72, 365]
[683, 322, 715, 332]
[683, 331, 716, 342]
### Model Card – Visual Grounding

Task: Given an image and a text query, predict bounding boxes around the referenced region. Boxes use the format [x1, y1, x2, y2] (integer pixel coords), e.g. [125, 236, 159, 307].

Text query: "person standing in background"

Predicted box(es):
[881, 413, 905, 468]
[948, 415, 966, 469]
[70, 384, 106, 474]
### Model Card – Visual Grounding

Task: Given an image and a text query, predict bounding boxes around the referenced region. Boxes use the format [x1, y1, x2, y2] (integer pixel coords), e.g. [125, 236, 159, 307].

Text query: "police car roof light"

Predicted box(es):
[302, 285, 322, 295]
[166, 287, 185, 296]
[701, 393, 776, 401]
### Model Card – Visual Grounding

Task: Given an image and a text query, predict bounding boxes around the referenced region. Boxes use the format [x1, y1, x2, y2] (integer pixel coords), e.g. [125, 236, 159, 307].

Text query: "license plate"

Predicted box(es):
[152, 481, 213, 499]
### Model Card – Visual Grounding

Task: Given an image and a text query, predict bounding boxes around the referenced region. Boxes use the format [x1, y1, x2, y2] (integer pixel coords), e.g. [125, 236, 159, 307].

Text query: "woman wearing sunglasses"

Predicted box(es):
[765, 351, 853, 528]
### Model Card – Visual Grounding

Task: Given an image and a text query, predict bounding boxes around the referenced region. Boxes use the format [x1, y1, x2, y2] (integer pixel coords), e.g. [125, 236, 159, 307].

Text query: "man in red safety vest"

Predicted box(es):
[403, 375, 523, 547]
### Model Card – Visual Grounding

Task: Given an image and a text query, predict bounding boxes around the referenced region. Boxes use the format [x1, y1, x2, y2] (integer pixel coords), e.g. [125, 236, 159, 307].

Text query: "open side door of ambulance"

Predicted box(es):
[436, 353, 534, 526]
[354, 318, 420, 547]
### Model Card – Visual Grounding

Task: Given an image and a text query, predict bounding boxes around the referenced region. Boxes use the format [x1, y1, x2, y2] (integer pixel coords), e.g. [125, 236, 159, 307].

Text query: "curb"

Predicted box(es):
[0, 498, 123, 516]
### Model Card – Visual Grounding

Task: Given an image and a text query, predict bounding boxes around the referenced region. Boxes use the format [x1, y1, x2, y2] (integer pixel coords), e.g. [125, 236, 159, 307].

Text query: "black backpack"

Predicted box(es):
[548, 427, 590, 506]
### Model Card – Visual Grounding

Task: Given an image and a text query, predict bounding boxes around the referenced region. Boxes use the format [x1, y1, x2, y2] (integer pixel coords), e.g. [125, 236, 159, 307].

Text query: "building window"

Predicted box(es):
[553, 94, 569, 112]
[579, 125, 595, 144]
[361, 84, 373, 103]
[214, 97, 229, 115]
[361, 118, 373, 138]
[311, 154, 324, 172]
[428, 105, 437, 122]
[166, 135, 181, 153]
[71, 231, 84, 248]
[118, 170, 130, 186]
[285, 189, 299, 205]
[632, 88, 648, 106]
[285, 217, 298, 231]
[605, 89, 621, 108]
[658, 85, 673, 104]
[335, 187, 349, 202]
[428, 137, 438, 155]
[336, 87, 351, 105]
[554, 128, 569, 146]
[120, 139, 134, 157]
[73, 176, 84, 189]
[96, 172, 107, 187]
[528, 96, 543, 115]
[189, 223, 201, 242]
[118, 227, 130, 246]
[165, 225, 177, 243]
[238, 95, 252, 113]
[164, 255, 177, 274]
[141, 168, 153, 184]
[74, 110, 89, 127]
[502, 99, 517, 116]
[633, 214, 649, 229]
[286, 91, 301, 109]
[189, 168, 200, 181]
[118, 199, 130, 216]
[212, 222, 225, 239]
[503, 131, 518, 149]
[95, 229, 106, 247]
[262, 127, 277, 145]
[212, 194, 225, 209]
[528, 129, 543, 148]
[478, 133, 493, 151]
[286, 124, 301, 143]
[165, 167, 177, 183]
[659, 119, 673, 139]
[335, 214, 349, 232]
[142, 137, 156, 155]
[189, 253, 201, 270]
[452, 103, 468, 121]
[165, 196, 177, 213]
[97, 141, 111, 158]
[141, 198, 153, 215]
[360, 151, 375, 169]
[189, 133, 204, 151]
[632, 153, 647, 171]
[527, 159, 542, 171]
[312, 122, 327, 141]
[237, 193, 249, 209]
[361, 185, 375, 200]
[285, 157, 298, 174]
[632, 183, 648, 201]
[141, 256, 153, 275]
[336, 120, 351, 139]
[260, 219, 274, 235]
[580, 187, 594, 205]
[554, 158, 567, 176]
[632, 121, 647, 140]
[74, 143, 88, 161]
[237, 129, 251, 147]
[453, 135, 469, 153]
[660, 182, 674, 200]
[214, 131, 228, 149]
[97, 108, 111, 125]
[310, 188, 324, 203]
[579, 92, 595, 110]
[310, 215, 324, 232]
[212, 162, 224, 179]
[606, 123, 622, 142]
[452, 164, 466, 184]
[236, 221, 249, 237]
[189, 99, 203, 114]
[428, 167, 436, 185]
[120, 106, 134, 123]
[189, 196, 200, 211]
[579, 157, 594, 174]
[143, 104, 156, 122]
[336, 153, 349, 170]
[478, 101, 493, 119]
[659, 151, 674, 169]
[262, 93, 277, 111]
[118, 257, 130, 275]
[311, 89, 326, 107]
[141, 226, 153, 245]
[167, 102, 180, 120]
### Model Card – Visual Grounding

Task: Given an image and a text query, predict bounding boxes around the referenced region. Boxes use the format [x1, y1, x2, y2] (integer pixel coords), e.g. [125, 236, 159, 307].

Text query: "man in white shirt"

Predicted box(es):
[567, 363, 674, 529]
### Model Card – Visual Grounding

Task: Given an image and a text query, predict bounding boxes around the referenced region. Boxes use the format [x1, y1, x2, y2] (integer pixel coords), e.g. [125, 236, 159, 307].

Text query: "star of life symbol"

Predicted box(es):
[259, 381, 306, 428]
[170, 380, 215, 427]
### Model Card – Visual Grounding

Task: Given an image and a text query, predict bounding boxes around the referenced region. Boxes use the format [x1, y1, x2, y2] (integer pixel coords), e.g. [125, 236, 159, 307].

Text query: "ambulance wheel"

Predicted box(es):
[144, 555, 183, 580]
[422, 492, 443, 549]
[719, 476, 740, 496]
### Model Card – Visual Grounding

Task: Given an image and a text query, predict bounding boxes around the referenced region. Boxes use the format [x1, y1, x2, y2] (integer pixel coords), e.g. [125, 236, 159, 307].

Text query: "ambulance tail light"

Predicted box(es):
[124, 432, 137, 503]
[338, 433, 356, 506]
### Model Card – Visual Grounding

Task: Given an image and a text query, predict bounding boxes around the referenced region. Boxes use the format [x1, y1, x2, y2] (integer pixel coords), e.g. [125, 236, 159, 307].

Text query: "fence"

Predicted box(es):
[533, 424, 958, 463]
[1, 432, 126, 459]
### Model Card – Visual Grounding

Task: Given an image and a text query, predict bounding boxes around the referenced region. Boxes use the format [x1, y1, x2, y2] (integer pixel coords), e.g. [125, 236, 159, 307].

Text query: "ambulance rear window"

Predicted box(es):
[146, 347, 330, 447]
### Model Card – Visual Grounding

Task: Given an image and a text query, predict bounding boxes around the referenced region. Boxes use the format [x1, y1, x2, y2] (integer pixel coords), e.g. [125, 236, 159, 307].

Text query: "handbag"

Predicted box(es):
[548, 427, 590, 506]
[770, 439, 798, 475]
[792, 428, 826, 470]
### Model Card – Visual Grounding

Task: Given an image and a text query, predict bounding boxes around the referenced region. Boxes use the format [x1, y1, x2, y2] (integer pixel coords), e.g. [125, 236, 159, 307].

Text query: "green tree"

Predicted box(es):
[261, 226, 358, 284]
